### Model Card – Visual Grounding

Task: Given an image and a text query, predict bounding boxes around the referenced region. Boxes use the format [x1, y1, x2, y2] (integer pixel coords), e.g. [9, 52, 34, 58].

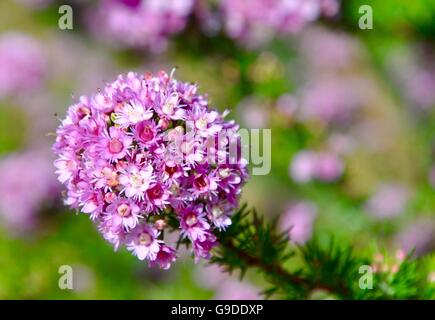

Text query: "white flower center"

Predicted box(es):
[130, 174, 144, 189]
[117, 204, 131, 217]
[139, 232, 152, 246]
[219, 168, 231, 178]
[212, 206, 223, 218]
[126, 104, 145, 123]
[195, 117, 208, 131]
[162, 101, 175, 115]
[185, 213, 198, 227]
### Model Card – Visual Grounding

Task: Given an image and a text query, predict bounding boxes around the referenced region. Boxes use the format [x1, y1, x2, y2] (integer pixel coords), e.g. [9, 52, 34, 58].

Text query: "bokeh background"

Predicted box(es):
[0, 0, 434, 299]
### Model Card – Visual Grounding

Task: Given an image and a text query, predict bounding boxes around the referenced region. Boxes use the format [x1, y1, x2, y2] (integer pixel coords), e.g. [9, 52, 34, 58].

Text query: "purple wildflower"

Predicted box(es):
[53, 70, 248, 269]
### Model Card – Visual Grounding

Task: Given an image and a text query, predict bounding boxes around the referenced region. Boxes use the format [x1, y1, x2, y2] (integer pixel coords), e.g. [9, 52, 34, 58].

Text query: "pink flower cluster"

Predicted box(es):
[53, 70, 248, 269]
[220, 0, 339, 47]
[89, 0, 195, 52]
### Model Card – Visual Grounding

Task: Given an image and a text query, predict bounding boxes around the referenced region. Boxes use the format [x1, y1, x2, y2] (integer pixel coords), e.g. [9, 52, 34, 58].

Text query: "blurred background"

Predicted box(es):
[0, 0, 434, 299]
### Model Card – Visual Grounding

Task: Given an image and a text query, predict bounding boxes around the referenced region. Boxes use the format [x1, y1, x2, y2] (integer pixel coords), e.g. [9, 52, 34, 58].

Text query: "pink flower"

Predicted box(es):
[192, 231, 217, 262]
[179, 205, 210, 242]
[191, 171, 219, 198]
[145, 182, 170, 211]
[113, 101, 154, 127]
[98, 218, 125, 250]
[149, 245, 177, 270]
[157, 92, 186, 120]
[90, 162, 119, 191]
[132, 120, 159, 147]
[206, 202, 232, 230]
[188, 107, 223, 138]
[280, 201, 317, 244]
[161, 160, 184, 182]
[54, 150, 80, 184]
[119, 164, 155, 200]
[81, 189, 105, 220]
[99, 126, 133, 162]
[105, 198, 141, 230]
[126, 224, 161, 261]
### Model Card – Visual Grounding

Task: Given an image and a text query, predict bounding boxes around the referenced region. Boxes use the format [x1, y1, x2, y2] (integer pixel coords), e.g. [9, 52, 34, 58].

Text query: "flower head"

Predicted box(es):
[53, 70, 248, 269]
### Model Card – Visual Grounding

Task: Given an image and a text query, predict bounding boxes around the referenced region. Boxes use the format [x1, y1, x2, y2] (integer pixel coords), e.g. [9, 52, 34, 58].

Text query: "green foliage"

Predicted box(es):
[212, 205, 434, 300]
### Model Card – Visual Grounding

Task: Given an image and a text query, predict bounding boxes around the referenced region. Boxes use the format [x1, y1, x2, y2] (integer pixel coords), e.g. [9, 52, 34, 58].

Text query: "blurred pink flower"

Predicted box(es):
[0, 151, 58, 232]
[327, 133, 356, 156]
[299, 26, 362, 72]
[276, 94, 298, 118]
[0, 32, 46, 98]
[237, 96, 270, 128]
[395, 218, 435, 256]
[214, 280, 261, 300]
[289, 150, 343, 183]
[280, 201, 317, 244]
[195, 264, 231, 289]
[298, 77, 364, 125]
[87, 0, 194, 52]
[289, 150, 317, 183]
[315, 152, 344, 182]
[220, 0, 339, 48]
[196, 264, 261, 299]
[388, 49, 435, 110]
[365, 184, 410, 219]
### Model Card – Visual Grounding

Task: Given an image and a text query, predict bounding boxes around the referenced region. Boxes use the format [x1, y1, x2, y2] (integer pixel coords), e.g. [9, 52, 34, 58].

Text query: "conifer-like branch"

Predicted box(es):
[211, 205, 434, 300]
